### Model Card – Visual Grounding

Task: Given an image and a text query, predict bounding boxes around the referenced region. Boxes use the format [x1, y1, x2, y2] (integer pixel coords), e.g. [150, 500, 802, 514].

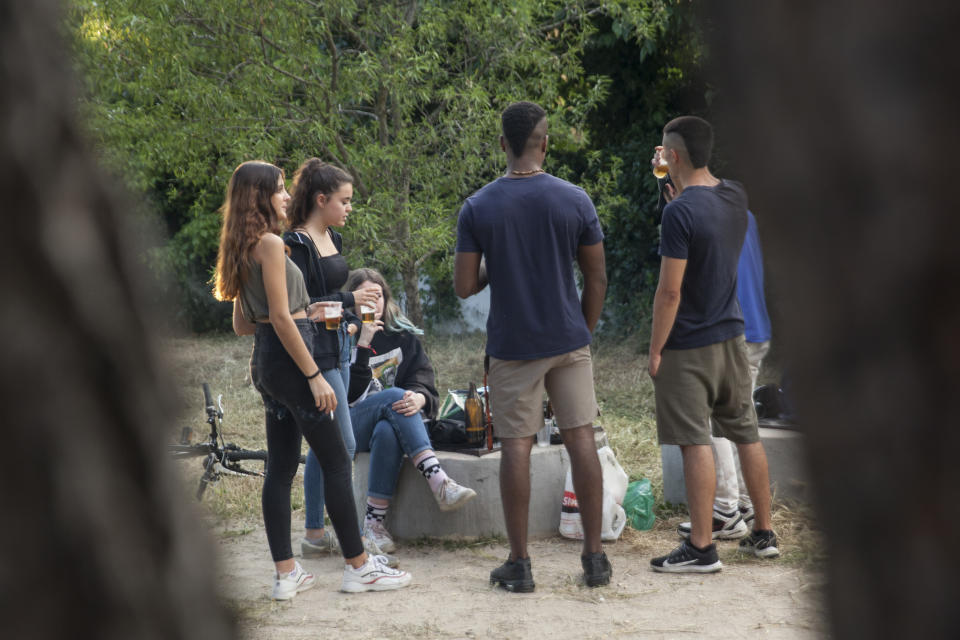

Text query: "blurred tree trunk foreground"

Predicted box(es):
[0, 1, 232, 638]
[705, 2, 960, 638]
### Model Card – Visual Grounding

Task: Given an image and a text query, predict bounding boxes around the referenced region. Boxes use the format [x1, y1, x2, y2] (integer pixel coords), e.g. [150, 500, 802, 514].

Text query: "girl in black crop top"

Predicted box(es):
[284, 158, 385, 554]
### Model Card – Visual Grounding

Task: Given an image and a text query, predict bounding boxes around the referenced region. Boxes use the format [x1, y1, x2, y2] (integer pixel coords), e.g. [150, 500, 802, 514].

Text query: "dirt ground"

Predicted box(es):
[214, 518, 827, 640]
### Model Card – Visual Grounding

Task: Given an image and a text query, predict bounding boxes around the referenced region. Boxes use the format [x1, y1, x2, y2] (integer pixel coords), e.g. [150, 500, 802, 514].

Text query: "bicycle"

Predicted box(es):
[169, 383, 304, 499]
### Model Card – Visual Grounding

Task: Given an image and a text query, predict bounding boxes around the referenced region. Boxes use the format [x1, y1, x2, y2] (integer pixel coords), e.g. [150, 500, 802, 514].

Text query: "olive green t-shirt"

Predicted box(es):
[239, 256, 310, 322]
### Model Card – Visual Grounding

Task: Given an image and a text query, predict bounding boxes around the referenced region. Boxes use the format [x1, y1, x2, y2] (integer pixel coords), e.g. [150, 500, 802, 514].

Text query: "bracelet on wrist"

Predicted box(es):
[306, 369, 321, 380]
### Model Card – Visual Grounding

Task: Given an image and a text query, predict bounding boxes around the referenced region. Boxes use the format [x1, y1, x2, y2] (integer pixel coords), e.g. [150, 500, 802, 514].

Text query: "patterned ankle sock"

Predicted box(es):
[364, 501, 388, 527]
[415, 455, 448, 493]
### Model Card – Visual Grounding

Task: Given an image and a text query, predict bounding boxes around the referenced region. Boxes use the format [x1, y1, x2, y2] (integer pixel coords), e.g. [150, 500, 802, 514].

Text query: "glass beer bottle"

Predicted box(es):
[464, 383, 485, 447]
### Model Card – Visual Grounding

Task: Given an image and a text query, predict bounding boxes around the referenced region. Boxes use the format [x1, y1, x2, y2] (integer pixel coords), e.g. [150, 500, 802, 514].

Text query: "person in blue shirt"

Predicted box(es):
[454, 101, 611, 591]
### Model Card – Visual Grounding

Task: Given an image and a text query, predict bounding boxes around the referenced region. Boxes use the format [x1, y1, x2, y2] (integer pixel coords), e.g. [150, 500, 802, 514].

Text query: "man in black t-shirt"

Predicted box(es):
[648, 116, 780, 573]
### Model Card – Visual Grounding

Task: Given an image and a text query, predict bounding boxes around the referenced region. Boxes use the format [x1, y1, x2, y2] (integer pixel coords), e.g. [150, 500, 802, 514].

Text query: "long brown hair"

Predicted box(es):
[212, 161, 285, 301]
[287, 158, 353, 229]
[344, 268, 423, 335]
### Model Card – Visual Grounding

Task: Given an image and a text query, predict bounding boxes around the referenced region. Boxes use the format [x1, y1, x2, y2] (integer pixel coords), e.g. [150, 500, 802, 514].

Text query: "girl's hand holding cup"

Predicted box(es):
[357, 318, 383, 348]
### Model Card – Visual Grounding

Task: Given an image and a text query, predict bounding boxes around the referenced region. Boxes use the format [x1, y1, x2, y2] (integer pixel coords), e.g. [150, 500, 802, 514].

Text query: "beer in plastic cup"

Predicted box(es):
[361, 305, 375, 324]
[324, 301, 342, 331]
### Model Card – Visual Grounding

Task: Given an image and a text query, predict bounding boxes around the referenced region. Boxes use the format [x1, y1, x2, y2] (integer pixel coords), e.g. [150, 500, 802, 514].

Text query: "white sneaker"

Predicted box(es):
[434, 478, 477, 512]
[363, 520, 396, 553]
[272, 561, 317, 601]
[341, 554, 412, 593]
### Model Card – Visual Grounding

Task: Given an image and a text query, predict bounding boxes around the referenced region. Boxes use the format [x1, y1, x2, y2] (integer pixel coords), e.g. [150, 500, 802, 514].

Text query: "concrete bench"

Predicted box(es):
[351, 445, 570, 540]
[661, 425, 809, 505]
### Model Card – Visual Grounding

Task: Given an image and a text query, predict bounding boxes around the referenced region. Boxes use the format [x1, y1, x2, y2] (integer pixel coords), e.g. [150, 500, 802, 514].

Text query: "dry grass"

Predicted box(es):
[164, 332, 821, 567]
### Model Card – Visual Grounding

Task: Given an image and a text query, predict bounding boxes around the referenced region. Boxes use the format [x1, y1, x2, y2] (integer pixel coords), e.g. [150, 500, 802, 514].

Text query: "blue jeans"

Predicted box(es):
[304, 324, 355, 530]
[351, 387, 433, 500]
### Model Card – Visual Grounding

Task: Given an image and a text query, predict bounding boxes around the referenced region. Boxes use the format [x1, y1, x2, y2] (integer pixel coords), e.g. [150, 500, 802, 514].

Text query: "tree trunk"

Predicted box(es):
[0, 2, 233, 638]
[401, 258, 424, 328]
[703, 3, 960, 638]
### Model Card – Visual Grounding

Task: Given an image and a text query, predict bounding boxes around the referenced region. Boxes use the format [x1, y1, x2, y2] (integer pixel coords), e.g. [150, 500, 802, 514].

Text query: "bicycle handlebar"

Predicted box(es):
[202, 383, 218, 427]
[202, 382, 214, 414]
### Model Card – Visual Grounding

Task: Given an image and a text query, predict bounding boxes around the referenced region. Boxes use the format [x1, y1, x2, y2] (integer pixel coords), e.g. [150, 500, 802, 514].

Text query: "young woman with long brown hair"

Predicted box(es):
[283, 158, 382, 558]
[213, 161, 410, 597]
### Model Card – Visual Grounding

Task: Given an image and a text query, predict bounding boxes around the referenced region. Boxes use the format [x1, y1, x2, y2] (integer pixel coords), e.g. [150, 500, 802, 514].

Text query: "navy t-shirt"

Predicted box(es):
[456, 173, 604, 360]
[659, 180, 747, 350]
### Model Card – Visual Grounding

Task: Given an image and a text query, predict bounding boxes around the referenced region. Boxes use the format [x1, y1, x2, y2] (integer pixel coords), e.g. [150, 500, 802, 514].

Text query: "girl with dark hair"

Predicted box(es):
[283, 158, 383, 558]
[344, 268, 477, 553]
[213, 161, 410, 597]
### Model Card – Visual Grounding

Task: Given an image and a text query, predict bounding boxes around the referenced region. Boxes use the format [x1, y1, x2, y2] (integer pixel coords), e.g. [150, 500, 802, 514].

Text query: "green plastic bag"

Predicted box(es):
[623, 479, 655, 530]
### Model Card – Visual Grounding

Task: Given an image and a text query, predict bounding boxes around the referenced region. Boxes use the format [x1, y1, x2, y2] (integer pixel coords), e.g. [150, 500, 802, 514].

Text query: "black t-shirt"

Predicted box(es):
[659, 180, 747, 350]
[348, 330, 440, 420]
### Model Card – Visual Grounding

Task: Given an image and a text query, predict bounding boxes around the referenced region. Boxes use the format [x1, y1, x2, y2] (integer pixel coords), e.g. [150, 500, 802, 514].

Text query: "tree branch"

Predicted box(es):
[338, 106, 379, 120]
[537, 5, 604, 33]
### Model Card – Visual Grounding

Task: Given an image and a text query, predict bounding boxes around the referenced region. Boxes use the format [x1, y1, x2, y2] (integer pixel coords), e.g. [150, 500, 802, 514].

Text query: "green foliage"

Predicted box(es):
[578, 7, 708, 338]
[69, 0, 679, 331]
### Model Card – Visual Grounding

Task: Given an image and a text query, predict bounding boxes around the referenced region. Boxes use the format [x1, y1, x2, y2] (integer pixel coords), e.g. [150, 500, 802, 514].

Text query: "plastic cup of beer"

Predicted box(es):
[652, 149, 669, 179]
[361, 304, 375, 324]
[324, 301, 342, 331]
[537, 420, 552, 447]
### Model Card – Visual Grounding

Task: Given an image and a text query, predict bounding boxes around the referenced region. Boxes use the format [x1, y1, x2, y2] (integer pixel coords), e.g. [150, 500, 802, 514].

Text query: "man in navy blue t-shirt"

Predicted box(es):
[647, 116, 780, 574]
[455, 101, 611, 591]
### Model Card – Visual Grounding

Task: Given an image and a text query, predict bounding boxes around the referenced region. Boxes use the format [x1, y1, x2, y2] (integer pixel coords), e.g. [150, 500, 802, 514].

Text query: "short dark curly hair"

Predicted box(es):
[501, 101, 547, 157]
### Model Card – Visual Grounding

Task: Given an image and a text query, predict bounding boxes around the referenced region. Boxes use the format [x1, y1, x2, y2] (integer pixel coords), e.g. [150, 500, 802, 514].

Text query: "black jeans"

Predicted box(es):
[250, 320, 363, 562]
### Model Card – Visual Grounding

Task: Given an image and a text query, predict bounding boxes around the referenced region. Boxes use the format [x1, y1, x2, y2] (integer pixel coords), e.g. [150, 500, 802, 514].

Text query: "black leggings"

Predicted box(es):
[250, 320, 363, 562]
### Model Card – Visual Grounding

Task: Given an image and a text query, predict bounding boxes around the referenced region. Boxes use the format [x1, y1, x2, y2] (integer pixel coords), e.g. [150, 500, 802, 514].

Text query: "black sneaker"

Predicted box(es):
[738, 529, 780, 558]
[490, 557, 535, 592]
[581, 551, 612, 587]
[677, 509, 749, 540]
[651, 541, 722, 573]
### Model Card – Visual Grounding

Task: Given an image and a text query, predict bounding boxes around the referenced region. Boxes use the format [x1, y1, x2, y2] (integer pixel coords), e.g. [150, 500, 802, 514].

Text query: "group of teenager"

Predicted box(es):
[213, 99, 779, 599]
[213, 158, 475, 597]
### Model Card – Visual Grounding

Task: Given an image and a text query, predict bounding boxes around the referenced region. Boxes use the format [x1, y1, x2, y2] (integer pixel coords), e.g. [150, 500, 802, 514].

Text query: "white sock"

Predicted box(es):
[364, 500, 388, 528]
[415, 455, 448, 493]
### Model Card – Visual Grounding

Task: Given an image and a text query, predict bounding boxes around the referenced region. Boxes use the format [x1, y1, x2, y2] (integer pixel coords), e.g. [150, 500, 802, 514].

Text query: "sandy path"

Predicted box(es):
[214, 520, 826, 640]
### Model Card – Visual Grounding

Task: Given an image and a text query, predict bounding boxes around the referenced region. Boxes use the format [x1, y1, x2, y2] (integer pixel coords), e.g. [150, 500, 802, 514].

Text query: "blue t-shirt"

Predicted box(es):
[659, 180, 747, 350]
[456, 173, 604, 360]
[738, 211, 772, 343]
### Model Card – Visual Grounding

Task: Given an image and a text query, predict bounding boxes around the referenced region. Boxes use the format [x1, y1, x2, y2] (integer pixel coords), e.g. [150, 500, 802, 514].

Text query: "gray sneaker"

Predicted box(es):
[434, 477, 477, 512]
[362, 535, 399, 568]
[301, 530, 339, 558]
[363, 520, 397, 553]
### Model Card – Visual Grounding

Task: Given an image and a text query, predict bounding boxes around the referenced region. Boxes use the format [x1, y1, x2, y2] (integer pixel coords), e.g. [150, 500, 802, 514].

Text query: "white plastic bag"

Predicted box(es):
[559, 446, 629, 541]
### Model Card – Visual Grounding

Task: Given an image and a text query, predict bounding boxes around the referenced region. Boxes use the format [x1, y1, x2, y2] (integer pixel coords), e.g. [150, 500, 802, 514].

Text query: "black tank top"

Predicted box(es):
[317, 253, 349, 294]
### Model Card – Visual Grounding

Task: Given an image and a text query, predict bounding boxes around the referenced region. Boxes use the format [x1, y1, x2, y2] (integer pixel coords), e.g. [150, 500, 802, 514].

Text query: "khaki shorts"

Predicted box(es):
[653, 335, 759, 446]
[488, 345, 600, 439]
